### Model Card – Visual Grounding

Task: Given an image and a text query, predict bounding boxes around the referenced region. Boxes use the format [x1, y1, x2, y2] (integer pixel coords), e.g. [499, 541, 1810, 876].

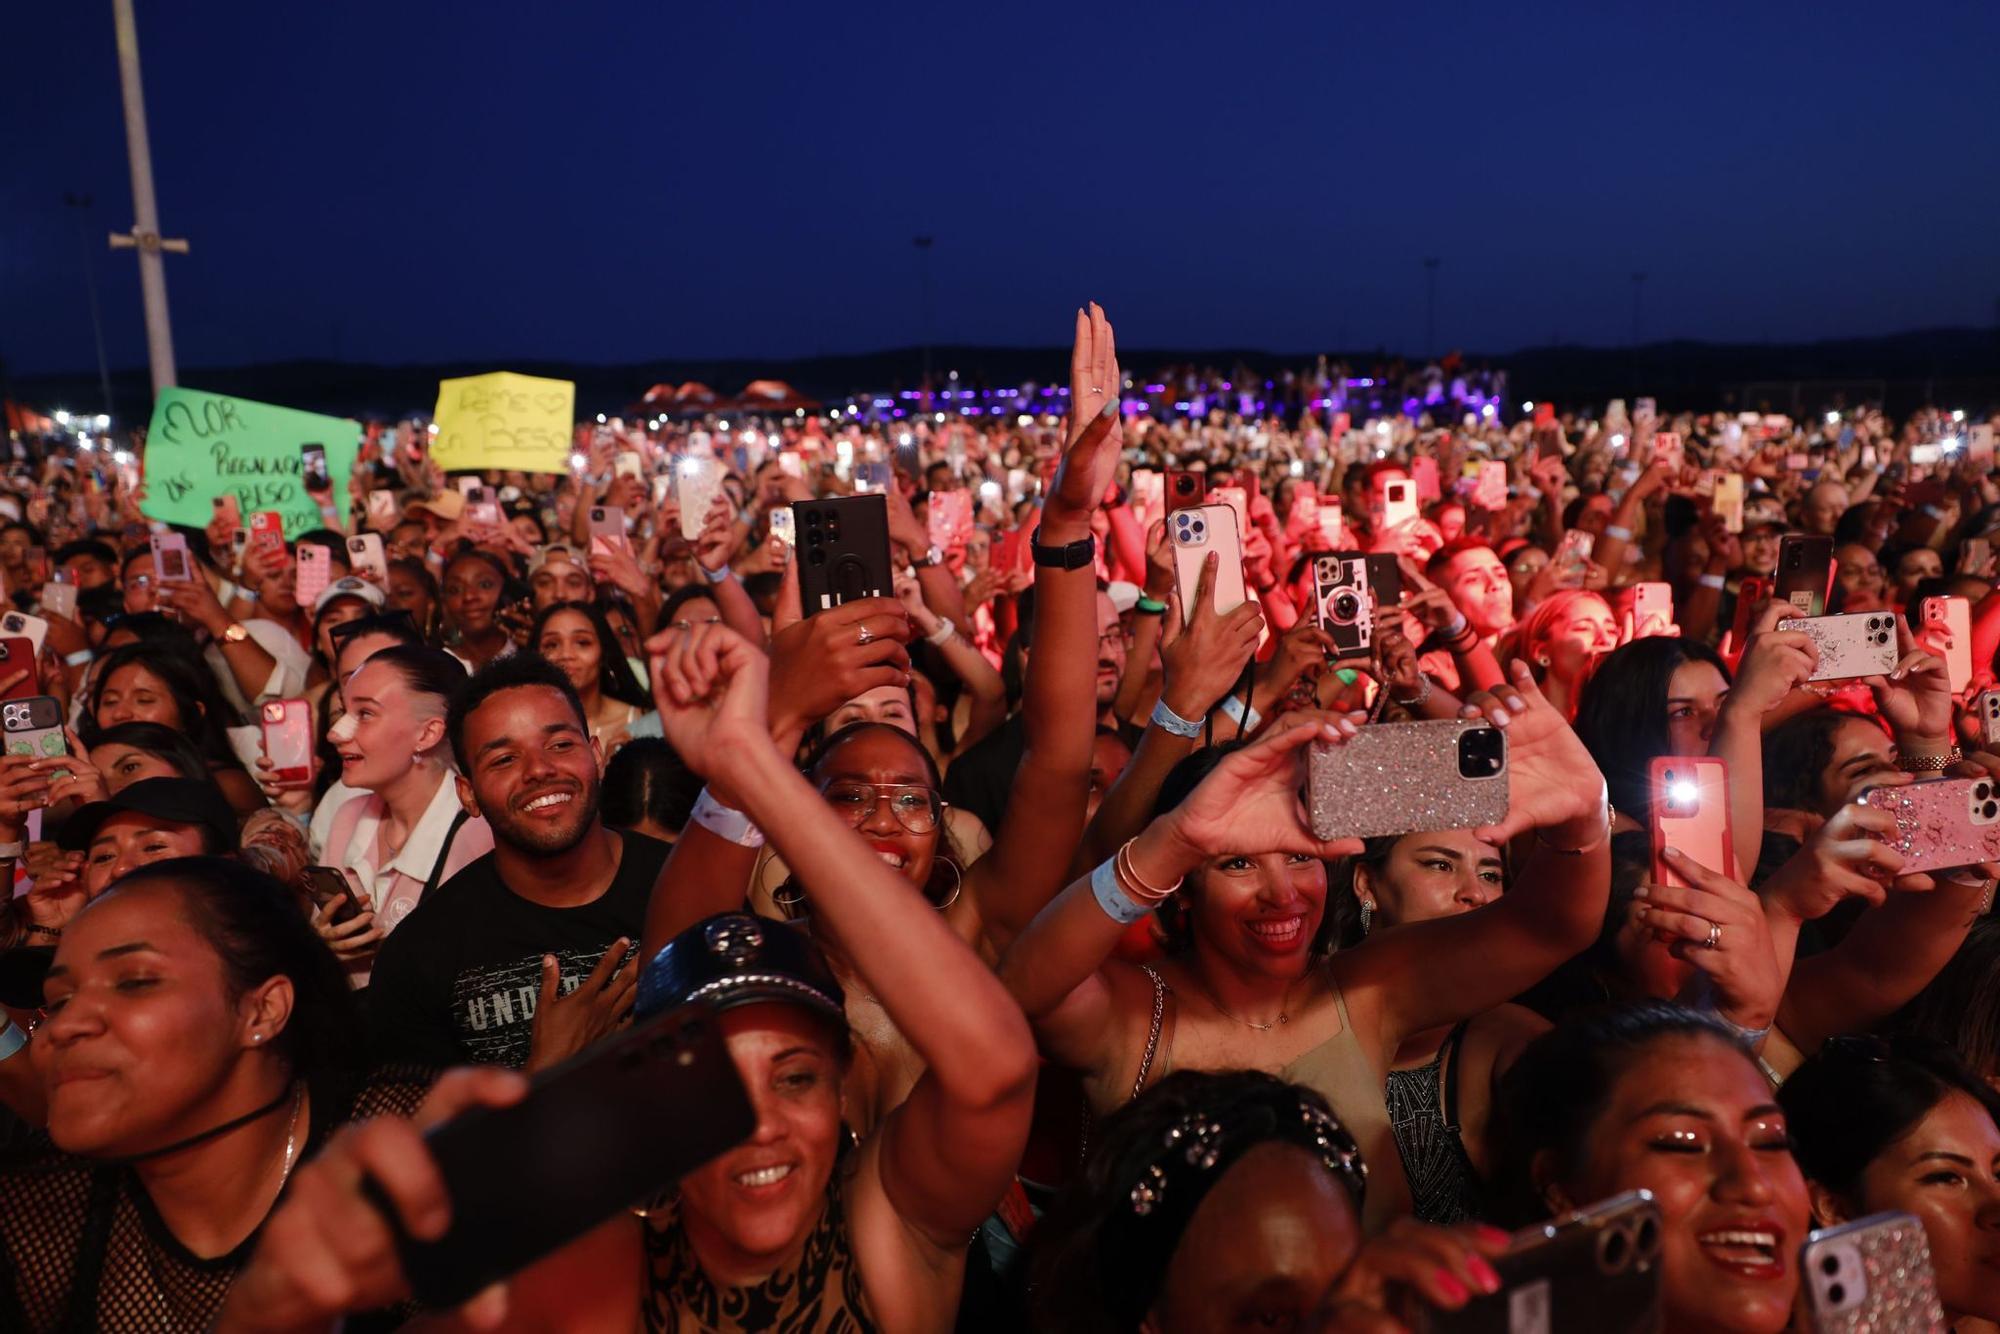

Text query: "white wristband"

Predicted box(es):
[1089, 857, 1151, 926]
[700, 562, 731, 584]
[1604, 524, 1634, 542]
[1699, 574, 1726, 590]
[1219, 696, 1263, 731]
[1150, 698, 1203, 739]
[926, 619, 957, 647]
[689, 787, 764, 847]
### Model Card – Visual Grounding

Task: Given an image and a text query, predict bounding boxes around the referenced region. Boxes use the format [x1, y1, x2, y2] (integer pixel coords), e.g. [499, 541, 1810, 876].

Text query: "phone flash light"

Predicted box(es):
[596, 414, 607, 424]
[1669, 781, 1698, 805]
[569, 453, 586, 471]
[1522, 402, 1535, 413]
[1611, 434, 1627, 448]
[1825, 412, 1841, 425]
[898, 433, 913, 447]
[1290, 460, 1306, 476]
[1952, 410, 1967, 423]
[679, 458, 704, 475]
[978, 481, 1001, 500]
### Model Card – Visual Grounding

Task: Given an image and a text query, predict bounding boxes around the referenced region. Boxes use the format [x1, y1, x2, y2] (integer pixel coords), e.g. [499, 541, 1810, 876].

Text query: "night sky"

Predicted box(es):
[7, 0, 1998, 380]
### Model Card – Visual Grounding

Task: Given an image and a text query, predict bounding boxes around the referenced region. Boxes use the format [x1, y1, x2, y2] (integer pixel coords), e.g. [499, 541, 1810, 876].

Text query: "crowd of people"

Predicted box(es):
[0, 303, 1995, 1332]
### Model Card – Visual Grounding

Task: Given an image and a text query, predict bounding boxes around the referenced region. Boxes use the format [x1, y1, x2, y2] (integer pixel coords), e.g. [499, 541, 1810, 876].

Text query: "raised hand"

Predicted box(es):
[758, 597, 911, 749]
[642, 622, 773, 791]
[1762, 801, 1913, 921]
[1161, 553, 1264, 720]
[1159, 712, 1368, 866]
[1459, 660, 1608, 845]
[1639, 848, 1783, 1033]
[1865, 618, 1953, 745]
[1045, 303, 1123, 539]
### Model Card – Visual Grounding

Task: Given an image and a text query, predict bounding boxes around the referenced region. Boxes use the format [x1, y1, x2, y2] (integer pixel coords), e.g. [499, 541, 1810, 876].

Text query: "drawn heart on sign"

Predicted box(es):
[533, 395, 568, 414]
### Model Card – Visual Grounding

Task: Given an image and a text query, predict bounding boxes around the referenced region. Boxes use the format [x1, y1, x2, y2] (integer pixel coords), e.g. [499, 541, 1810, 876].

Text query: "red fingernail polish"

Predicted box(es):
[1435, 1270, 1468, 1302]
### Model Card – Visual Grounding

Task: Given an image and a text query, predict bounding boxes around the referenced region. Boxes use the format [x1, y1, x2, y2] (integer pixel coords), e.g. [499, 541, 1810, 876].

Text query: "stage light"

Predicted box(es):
[1522, 402, 1534, 413]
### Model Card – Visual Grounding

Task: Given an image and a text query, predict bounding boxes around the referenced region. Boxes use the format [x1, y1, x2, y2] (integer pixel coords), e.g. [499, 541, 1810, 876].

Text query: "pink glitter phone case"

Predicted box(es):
[1800, 1211, 1945, 1334]
[1856, 776, 2000, 874]
[1307, 720, 1509, 842]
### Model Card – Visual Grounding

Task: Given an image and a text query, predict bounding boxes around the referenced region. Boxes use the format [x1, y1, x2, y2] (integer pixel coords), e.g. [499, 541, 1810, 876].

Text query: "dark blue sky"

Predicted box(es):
[7, 0, 1998, 378]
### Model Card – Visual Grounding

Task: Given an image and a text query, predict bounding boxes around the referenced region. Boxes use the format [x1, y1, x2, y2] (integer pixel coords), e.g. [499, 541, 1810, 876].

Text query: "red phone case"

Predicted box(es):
[0, 640, 36, 700]
[1650, 756, 1734, 887]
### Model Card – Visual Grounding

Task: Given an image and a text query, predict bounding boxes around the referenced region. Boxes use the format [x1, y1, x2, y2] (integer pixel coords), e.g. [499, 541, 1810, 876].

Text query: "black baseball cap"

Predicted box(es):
[56, 777, 238, 854]
[637, 913, 845, 1024]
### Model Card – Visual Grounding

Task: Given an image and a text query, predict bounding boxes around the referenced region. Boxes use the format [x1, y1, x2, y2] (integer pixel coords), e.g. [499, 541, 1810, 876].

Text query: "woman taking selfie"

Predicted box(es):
[214, 627, 1038, 1333]
[0, 857, 427, 1332]
[1002, 663, 1613, 1231]
[530, 600, 655, 753]
[1491, 1003, 1811, 1334]
[1781, 1034, 2000, 1331]
[314, 646, 490, 976]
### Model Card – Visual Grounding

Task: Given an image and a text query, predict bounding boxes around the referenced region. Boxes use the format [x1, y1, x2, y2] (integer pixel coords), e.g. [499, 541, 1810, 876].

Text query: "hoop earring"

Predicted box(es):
[772, 879, 809, 921]
[1358, 899, 1373, 936]
[929, 858, 963, 911]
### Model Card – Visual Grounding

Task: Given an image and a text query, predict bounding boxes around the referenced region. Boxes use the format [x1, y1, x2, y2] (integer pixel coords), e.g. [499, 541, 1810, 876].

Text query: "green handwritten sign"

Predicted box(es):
[141, 388, 360, 538]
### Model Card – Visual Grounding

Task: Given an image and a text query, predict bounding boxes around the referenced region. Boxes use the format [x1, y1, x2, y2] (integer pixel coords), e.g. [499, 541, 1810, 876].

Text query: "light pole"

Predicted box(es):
[1422, 257, 1441, 360]
[107, 0, 188, 399]
[63, 193, 116, 420]
[913, 235, 934, 407]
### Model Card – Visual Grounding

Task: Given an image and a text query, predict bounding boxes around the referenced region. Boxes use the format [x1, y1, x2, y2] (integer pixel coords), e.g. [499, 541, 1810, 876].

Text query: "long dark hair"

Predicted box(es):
[1761, 706, 1875, 815]
[1892, 916, 2000, 1084]
[86, 721, 209, 783]
[83, 642, 246, 770]
[1488, 1003, 1748, 1225]
[1572, 637, 1731, 821]
[528, 600, 651, 710]
[111, 857, 364, 1107]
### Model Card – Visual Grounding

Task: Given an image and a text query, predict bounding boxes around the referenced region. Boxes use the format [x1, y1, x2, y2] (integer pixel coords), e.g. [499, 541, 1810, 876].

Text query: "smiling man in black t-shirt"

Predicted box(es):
[366, 654, 664, 1070]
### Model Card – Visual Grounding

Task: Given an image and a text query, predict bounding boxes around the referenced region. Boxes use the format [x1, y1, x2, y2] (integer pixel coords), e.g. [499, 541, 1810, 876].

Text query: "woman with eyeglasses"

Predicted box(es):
[640, 306, 1126, 1137]
[530, 600, 655, 754]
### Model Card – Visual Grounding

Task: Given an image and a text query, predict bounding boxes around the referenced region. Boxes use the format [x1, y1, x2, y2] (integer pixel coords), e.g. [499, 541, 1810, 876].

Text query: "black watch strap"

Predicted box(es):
[1030, 525, 1096, 571]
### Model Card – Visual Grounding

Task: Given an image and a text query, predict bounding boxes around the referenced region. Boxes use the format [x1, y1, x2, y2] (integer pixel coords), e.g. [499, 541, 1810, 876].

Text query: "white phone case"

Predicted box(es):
[1170, 505, 1248, 616]
[677, 458, 727, 541]
[1777, 612, 1899, 682]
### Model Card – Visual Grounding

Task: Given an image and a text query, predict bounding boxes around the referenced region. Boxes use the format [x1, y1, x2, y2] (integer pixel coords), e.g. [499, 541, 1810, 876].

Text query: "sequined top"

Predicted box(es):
[642, 1170, 877, 1333]
[1384, 1024, 1480, 1225]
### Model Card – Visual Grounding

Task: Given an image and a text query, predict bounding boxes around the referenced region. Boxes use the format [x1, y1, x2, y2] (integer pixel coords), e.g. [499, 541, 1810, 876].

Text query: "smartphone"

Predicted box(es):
[1775, 535, 1835, 617]
[1909, 443, 1942, 467]
[587, 505, 629, 557]
[1650, 431, 1683, 472]
[1411, 456, 1442, 504]
[1554, 529, 1595, 588]
[249, 510, 286, 554]
[1129, 469, 1165, 526]
[794, 495, 894, 616]
[1799, 1211, 1945, 1334]
[150, 532, 193, 584]
[614, 450, 644, 481]
[1, 696, 66, 761]
[294, 544, 332, 608]
[1713, 473, 1745, 534]
[1532, 402, 1558, 428]
[1316, 499, 1348, 549]
[1729, 575, 1773, 657]
[1471, 461, 1509, 510]
[374, 1002, 754, 1309]
[776, 450, 805, 481]
[1777, 612, 1900, 682]
[1169, 504, 1249, 617]
[301, 865, 367, 926]
[1414, 1191, 1661, 1334]
[37, 581, 76, 621]
[456, 475, 483, 498]
[299, 442, 331, 494]
[1629, 583, 1673, 637]
[1363, 553, 1405, 609]
[1307, 720, 1509, 842]
[366, 489, 400, 533]
[260, 699, 314, 788]
[1165, 469, 1206, 512]
[0, 640, 36, 701]
[676, 457, 727, 541]
[1313, 556, 1374, 657]
[1211, 485, 1250, 542]
[212, 494, 242, 529]
[1978, 687, 2000, 751]
[927, 489, 973, 556]
[1857, 776, 2000, 874]
[768, 507, 796, 549]
[1920, 596, 1972, 695]
[1971, 423, 1997, 465]
[346, 533, 389, 585]
[1650, 756, 1734, 886]
[1381, 479, 1420, 531]
[0, 612, 48, 659]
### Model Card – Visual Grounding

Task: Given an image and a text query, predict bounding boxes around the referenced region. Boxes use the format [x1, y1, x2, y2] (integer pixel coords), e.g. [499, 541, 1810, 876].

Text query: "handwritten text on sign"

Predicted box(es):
[431, 372, 575, 473]
[141, 388, 359, 538]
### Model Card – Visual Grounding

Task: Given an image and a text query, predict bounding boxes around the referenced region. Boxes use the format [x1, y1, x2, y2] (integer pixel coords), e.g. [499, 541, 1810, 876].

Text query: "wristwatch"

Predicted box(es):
[1029, 526, 1096, 571]
[220, 622, 250, 645]
[910, 544, 946, 569]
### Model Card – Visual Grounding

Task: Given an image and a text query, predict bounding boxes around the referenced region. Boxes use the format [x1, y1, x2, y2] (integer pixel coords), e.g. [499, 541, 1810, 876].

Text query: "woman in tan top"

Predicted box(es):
[1000, 665, 1612, 1231]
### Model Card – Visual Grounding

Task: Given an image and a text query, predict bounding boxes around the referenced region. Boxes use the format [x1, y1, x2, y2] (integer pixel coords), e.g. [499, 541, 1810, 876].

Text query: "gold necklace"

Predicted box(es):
[1200, 974, 1309, 1032]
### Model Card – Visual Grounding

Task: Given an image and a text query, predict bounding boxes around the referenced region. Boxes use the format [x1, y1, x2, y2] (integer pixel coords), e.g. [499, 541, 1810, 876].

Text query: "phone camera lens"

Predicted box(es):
[1827, 1283, 1846, 1305]
[1821, 1255, 1840, 1276]
[1330, 592, 1362, 624]
[807, 549, 826, 566]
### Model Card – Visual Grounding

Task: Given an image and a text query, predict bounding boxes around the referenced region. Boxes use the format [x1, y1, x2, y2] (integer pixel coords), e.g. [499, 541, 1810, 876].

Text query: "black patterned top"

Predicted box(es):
[642, 1169, 878, 1334]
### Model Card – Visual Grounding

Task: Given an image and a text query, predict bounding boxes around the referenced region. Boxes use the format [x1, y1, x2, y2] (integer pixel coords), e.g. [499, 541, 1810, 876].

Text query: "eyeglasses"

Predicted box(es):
[819, 780, 940, 834]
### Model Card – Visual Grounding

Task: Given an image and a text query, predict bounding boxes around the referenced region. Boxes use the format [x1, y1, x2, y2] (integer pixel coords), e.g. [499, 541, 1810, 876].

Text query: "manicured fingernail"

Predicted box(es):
[1478, 1224, 1511, 1246]
[1632, 884, 1650, 898]
[1099, 400, 1118, 419]
[1435, 1270, 1468, 1302]
[1470, 1257, 1501, 1293]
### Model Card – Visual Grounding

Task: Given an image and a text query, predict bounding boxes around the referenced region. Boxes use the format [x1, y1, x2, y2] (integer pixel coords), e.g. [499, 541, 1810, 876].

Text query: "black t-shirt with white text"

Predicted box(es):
[365, 830, 667, 1070]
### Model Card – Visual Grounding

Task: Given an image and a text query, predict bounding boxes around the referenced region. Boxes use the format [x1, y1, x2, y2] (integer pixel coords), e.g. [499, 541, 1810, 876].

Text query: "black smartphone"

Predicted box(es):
[1775, 534, 1833, 617]
[792, 495, 894, 617]
[301, 866, 366, 926]
[1362, 553, 1405, 609]
[370, 1003, 753, 1308]
[300, 442, 332, 494]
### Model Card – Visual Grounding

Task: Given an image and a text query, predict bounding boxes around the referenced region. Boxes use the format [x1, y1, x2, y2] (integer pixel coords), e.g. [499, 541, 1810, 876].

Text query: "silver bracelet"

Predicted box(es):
[1390, 674, 1434, 709]
[1149, 698, 1203, 739]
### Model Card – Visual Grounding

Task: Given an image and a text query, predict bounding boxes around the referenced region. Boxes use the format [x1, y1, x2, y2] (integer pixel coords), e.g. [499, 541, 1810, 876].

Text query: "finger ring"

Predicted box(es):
[1089, 385, 1104, 396]
[858, 626, 874, 646]
[1703, 919, 1722, 950]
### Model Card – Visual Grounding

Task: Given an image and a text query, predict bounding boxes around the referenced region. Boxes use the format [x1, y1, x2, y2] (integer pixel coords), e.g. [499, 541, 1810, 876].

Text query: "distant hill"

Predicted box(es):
[7, 326, 1996, 425]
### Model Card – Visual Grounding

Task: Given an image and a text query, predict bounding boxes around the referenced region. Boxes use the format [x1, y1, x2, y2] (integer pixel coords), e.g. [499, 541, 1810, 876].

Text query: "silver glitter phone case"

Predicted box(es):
[1855, 776, 2000, 874]
[1307, 719, 1508, 842]
[1800, 1211, 1945, 1334]
[1777, 611, 1900, 682]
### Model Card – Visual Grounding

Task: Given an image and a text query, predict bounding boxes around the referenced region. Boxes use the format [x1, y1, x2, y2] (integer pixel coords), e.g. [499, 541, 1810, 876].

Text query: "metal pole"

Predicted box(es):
[64, 193, 116, 419]
[109, 0, 180, 396]
[1422, 258, 1440, 359]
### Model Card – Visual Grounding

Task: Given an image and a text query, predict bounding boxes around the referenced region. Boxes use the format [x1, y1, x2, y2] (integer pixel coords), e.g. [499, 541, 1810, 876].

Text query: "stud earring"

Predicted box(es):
[250, 1033, 263, 1044]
